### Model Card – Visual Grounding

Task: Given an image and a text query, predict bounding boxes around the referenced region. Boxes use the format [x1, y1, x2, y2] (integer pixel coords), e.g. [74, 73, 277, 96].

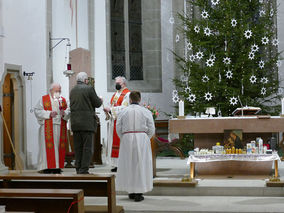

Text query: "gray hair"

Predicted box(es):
[115, 76, 127, 85]
[76, 72, 88, 83]
[49, 83, 61, 91]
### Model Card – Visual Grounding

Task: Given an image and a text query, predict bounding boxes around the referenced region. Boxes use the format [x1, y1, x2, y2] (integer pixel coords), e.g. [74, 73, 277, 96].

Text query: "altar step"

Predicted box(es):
[116, 178, 284, 197]
[85, 195, 284, 213]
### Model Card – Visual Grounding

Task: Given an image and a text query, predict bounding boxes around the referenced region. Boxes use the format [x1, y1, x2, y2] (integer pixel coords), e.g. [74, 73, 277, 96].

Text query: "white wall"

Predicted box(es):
[52, 0, 89, 100]
[277, 0, 284, 86]
[1, 0, 47, 167]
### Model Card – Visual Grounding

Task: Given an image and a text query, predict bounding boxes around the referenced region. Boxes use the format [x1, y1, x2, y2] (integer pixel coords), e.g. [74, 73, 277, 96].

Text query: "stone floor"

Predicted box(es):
[78, 157, 284, 213]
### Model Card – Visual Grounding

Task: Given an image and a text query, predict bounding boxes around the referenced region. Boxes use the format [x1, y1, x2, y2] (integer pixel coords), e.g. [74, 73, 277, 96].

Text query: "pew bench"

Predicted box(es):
[0, 188, 84, 213]
[0, 173, 123, 213]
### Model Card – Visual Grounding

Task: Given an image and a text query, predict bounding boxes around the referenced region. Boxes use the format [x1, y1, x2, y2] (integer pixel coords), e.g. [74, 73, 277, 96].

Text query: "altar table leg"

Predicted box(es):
[190, 162, 195, 179]
[275, 160, 279, 178]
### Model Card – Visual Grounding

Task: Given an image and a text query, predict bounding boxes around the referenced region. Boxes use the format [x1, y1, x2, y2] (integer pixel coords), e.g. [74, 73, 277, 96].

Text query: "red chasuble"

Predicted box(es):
[42, 95, 67, 169]
[110, 88, 130, 158]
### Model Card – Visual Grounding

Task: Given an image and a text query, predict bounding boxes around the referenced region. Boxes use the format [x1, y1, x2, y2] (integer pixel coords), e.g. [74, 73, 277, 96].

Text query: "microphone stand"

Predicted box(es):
[237, 96, 244, 117]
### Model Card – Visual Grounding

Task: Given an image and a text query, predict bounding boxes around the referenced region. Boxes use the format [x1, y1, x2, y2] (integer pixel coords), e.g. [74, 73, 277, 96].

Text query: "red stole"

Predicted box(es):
[42, 95, 67, 169]
[110, 88, 130, 158]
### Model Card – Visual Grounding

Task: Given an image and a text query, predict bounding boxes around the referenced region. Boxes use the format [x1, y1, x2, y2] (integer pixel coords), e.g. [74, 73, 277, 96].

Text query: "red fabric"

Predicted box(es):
[264, 144, 270, 149]
[157, 137, 169, 143]
[42, 95, 67, 169]
[110, 88, 130, 158]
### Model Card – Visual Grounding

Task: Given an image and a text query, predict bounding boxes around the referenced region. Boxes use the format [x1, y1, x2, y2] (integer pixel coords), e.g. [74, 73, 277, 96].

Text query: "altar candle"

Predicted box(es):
[179, 100, 184, 116]
[282, 98, 284, 115]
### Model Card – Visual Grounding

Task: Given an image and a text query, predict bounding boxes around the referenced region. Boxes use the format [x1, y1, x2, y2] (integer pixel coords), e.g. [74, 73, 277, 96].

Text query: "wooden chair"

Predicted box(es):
[151, 120, 185, 177]
[0, 188, 84, 213]
[153, 120, 185, 159]
[0, 173, 123, 213]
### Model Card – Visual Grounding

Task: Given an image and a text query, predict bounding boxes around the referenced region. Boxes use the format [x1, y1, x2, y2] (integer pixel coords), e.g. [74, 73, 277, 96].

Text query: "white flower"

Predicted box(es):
[184, 86, 191, 93]
[194, 25, 200, 33]
[206, 58, 215, 67]
[250, 75, 257, 84]
[201, 10, 209, 19]
[189, 54, 195, 62]
[229, 97, 238, 106]
[223, 57, 231, 65]
[261, 87, 267, 95]
[259, 0, 264, 3]
[231, 19, 237, 27]
[172, 95, 180, 104]
[248, 52, 255, 60]
[259, 9, 265, 17]
[261, 36, 269, 45]
[244, 30, 252, 39]
[175, 34, 180, 43]
[202, 75, 210, 83]
[260, 77, 268, 84]
[277, 60, 282, 67]
[259, 60, 265, 69]
[187, 94, 196, 103]
[272, 38, 279, 46]
[172, 90, 178, 96]
[186, 41, 193, 50]
[180, 75, 188, 82]
[204, 92, 213, 101]
[225, 70, 233, 79]
[211, 0, 220, 6]
[204, 27, 211, 36]
[196, 51, 204, 60]
[210, 54, 216, 61]
[251, 44, 259, 52]
[169, 15, 175, 24]
[270, 9, 274, 17]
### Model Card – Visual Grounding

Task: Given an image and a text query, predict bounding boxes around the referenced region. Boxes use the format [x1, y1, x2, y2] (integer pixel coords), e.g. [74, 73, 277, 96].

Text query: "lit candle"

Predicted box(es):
[179, 100, 184, 117]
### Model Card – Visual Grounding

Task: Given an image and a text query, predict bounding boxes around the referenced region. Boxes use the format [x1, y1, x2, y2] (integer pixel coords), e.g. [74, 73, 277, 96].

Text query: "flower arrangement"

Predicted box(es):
[143, 103, 159, 120]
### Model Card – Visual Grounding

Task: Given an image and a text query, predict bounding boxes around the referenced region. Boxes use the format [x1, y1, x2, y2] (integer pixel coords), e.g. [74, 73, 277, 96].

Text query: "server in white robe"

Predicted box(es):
[34, 83, 70, 171]
[116, 91, 155, 202]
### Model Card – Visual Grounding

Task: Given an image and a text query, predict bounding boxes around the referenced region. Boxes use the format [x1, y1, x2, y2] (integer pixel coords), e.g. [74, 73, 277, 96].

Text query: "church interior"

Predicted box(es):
[1, 0, 284, 212]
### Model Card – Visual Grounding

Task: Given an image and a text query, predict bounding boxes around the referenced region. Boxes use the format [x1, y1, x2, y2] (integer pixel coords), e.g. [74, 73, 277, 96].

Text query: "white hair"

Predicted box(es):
[76, 72, 88, 83]
[49, 83, 61, 91]
[115, 76, 127, 85]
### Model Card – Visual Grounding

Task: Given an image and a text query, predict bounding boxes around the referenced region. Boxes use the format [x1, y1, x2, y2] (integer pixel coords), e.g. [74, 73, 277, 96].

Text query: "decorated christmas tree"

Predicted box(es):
[173, 0, 283, 116]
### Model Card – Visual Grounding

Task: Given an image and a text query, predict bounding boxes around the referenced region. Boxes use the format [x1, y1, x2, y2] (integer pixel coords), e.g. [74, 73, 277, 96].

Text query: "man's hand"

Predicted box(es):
[50, 111, 58, 118]
[60, 110, 65, 117]
[103, 107, 111, 113]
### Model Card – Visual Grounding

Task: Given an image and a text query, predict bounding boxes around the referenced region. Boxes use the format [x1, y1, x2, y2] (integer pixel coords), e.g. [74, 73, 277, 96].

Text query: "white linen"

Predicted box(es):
[115, 104, 155, 193]
[106, 89, 130, 167]
[34, 94, 70, 170]
[187, 153, 280, 164]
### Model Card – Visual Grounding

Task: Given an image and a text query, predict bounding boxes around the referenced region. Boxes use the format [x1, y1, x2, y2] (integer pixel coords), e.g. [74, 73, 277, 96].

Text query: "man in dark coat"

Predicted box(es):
[70, 72, 102, 174]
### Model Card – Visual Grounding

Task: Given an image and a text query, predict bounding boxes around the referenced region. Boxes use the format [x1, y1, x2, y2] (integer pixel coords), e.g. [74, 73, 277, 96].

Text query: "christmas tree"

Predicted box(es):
[173, 0, 283, 116]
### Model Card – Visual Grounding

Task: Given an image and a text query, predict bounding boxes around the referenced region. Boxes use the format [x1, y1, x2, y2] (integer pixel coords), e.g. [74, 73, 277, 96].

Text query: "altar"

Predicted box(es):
[169, 116, 284, 177]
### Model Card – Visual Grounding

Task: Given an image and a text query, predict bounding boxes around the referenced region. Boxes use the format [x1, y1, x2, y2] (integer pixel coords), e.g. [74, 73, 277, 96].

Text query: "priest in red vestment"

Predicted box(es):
[104, 76, 130, 172]
[34, 83, 70, 172]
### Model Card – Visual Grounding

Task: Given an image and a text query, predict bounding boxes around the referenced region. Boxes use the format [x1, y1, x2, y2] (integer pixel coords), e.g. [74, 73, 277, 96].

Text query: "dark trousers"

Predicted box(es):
[73, 131, 94, 174]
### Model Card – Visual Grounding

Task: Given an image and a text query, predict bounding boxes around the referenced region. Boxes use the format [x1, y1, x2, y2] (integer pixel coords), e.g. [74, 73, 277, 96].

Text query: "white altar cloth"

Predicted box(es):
[187, 153, 280, 164]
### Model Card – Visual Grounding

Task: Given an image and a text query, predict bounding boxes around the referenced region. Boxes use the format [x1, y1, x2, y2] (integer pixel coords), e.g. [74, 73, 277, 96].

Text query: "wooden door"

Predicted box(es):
[2, 74, 14, 169]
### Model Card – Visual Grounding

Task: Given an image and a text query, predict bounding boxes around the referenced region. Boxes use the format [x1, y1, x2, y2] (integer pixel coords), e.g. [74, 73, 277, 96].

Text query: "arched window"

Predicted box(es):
[107, 0, 162, 92]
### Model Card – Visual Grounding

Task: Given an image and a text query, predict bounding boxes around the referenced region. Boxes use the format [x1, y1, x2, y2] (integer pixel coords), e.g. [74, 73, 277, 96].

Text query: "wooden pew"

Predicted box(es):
[0, 188, 84, 213]
[0, 173, 123, 213]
